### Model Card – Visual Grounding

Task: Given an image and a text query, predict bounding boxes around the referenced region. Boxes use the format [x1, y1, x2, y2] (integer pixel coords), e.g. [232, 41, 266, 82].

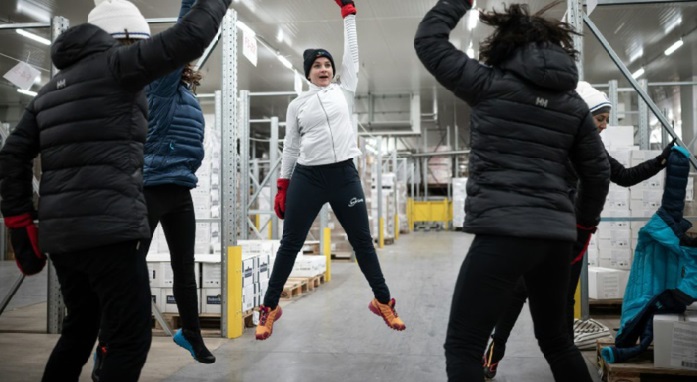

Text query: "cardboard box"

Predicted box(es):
[242, 284, 256, 312]
[201, 287, 221, 314]
[201, 262, 221, 288]
[654, 312, 697, 370]
[588, 267, 628, 299]
[162, 288, 178, 313]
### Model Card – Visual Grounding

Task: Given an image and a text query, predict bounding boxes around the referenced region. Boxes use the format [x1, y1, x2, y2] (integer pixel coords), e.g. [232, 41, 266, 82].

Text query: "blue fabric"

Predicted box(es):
[144, 0, 203, 188]
[603, 146, 697, 363]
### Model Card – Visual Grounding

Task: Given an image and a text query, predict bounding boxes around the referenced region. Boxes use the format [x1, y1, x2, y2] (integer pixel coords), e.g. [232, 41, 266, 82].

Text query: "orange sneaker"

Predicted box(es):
[256, 305, 283, 340]
[369, 298, 406, 331]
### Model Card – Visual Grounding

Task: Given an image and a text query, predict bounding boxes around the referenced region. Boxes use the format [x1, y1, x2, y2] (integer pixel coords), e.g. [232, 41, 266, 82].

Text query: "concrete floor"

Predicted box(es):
[0, 231, 605, 381]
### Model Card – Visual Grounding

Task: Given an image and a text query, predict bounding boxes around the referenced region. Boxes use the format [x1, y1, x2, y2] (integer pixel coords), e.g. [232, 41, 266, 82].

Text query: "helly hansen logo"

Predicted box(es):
[348, 197, 364, 207]
[536, 97, 548, 107]
[57, 79, 66, 89]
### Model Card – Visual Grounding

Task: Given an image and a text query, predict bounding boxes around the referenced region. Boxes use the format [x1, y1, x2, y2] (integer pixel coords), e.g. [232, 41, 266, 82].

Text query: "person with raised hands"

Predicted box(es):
[0, 0, 230, 380]
[415, 1, 610, 381]
[257, 0, 406, 341]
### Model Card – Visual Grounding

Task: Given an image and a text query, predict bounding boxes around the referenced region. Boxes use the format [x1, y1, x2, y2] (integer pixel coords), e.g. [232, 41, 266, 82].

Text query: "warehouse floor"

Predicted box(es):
[0, 231, 607, 381]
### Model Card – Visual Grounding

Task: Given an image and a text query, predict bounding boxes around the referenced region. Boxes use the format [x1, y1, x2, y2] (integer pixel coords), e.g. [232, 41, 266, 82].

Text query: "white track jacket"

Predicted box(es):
[280, 15, 362, 179]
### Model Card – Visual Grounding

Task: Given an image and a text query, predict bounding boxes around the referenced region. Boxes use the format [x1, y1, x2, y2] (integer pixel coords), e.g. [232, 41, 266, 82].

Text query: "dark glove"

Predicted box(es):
[657, 139, 676, 166]
[334, 0, 356, 18]
[655, 289, 694, 313]
[570, 224, 596, 265]
[274, 178, 290, 220]
[4, 213, 46, 276]
[464, 0, 474, 10]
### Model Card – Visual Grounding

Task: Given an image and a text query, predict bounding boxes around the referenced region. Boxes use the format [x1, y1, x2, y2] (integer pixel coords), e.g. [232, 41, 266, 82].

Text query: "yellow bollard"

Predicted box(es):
[378, 217, 385, 248]
[323, 227, 332, 282]
[394, 214, 400, 240]
[574, 280, 581, 319]
[226, 246, 243, 339]
[407, 198, 414, 232]
[268, 220, 272, 240]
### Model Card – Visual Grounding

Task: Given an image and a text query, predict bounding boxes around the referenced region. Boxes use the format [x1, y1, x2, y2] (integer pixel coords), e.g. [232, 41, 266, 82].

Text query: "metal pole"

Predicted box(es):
[583, 13, 697, 169]
[638, 79, 649, 149]
[608, 80, 619, 126]
[239, 91, 251, 240]
[220, 10, 238, 338]
[377, 136, 383, 245]
[568, 0, 584, 81]
[270, 117, 280, 239]
[47, 15, 69, 335]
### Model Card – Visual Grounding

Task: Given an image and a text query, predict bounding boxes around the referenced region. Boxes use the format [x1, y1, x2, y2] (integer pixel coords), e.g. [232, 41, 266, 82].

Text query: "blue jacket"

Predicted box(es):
[602, 146, 697, 364]
[144, 0, 204, 188]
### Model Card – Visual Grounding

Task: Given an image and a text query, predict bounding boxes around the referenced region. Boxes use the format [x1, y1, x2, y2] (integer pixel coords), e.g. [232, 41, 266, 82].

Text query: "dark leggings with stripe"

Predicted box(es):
[263, 159, 391, 309]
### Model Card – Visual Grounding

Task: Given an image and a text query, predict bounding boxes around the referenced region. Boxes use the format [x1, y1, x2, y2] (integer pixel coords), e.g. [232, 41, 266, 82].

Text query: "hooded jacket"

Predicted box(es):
[0, 0, 229, 253]
[144, 0, 204, 188]
[414, 0, 610, 241]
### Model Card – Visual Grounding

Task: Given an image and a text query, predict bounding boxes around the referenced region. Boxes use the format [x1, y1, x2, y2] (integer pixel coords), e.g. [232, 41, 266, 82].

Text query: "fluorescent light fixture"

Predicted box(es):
[631, 67, 645, 79]
[466, 42, 474, 58]
[17, 28, 51, 45]
[664, 38, 683, 56]
[17, 88, 37, 97]
[278, 55, 293, 69]
[467, 9, 479, 31]
[236, 21, 253, 35]
[276, 28, 284, 43]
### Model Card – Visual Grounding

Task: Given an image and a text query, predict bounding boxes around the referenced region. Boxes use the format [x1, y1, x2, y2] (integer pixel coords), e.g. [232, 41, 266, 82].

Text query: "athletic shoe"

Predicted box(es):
[368, 298, 406, 331]
[482, 336, 505, 379]
[256, 305, 283, 340]
[173, 328, 216, 363]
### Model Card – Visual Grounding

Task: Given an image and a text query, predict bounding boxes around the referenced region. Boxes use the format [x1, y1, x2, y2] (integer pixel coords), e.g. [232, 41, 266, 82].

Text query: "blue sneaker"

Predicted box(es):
[173, 328, 216, 364]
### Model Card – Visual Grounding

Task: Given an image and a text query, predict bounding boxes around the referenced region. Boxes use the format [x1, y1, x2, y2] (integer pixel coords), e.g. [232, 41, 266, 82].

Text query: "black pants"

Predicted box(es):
[264, 159, 390, 308]
[142, 184, 201, 331]
[445, 235, 591, 382]
[44, 240, 151, 382]
[492, 253, 584, 346]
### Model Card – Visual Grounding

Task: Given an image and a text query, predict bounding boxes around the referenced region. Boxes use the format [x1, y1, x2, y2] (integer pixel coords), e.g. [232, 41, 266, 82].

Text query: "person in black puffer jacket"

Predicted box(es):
[0, 0, 230, 381]
[415, 2, 610, 381]
[481, 81, 674, 379]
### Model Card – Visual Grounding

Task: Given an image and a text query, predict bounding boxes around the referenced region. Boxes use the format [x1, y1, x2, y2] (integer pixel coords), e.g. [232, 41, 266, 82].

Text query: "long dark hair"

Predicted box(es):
[478, 1, 579, 67]
[182, 64, 203, 93]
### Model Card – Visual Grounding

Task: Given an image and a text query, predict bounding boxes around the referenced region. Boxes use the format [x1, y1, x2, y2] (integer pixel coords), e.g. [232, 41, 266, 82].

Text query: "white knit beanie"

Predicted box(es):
[88, 0, 150, 40]
[576, 81, 612, 114]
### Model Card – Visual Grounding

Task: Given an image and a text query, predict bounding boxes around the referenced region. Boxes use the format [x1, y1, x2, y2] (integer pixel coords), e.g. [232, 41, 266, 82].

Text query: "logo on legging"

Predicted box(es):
[348, 197, 364, 207]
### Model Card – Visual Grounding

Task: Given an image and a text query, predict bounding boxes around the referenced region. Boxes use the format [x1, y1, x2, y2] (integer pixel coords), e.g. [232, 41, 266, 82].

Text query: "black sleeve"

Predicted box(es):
[570, 113, 611, 227]
[609, 154, 664, 187]
[109, 0, 230, 92]
[414, 0, 490, 105]
[0, 105, 40, 217]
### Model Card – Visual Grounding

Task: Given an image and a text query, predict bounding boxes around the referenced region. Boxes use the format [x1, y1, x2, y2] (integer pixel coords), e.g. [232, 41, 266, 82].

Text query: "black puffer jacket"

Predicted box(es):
[0, 0, 229, 253]
[415, 0, 610, 241]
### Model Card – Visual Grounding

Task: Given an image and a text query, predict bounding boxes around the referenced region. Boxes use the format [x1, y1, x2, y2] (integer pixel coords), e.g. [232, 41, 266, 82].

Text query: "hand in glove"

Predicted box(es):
[570, 224, 597, 265]
[655, 289, 694, 313]
[657, 139, 676, 166]
[4, 213, 46, 275]
[464, 0, 474, 10]
[334, 0, 356, 18]
[274, 178, 290, 220]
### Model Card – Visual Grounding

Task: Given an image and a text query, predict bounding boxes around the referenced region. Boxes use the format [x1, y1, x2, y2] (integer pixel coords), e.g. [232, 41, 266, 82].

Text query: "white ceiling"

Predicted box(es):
[1, 0, 697, 130]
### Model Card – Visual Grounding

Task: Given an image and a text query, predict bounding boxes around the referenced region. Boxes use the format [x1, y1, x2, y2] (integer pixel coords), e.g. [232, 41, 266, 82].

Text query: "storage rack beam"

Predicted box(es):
[220, 9, 239, 338]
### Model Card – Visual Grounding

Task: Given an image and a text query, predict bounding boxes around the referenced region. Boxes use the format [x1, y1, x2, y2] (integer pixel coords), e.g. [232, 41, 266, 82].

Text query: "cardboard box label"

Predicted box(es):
[671, 321, 697, 369]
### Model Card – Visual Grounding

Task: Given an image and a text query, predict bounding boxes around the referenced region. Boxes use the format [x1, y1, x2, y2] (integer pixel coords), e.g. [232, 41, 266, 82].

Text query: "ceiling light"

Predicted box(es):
[664, 38, 683, 56]
[17, 88, 37, 97]
[17, 28, 51, 45]
[631, 67, 645, 79]
[467, 9, 479, 31]
[276, 28, 284, 43]
[277, 55, 292, 69]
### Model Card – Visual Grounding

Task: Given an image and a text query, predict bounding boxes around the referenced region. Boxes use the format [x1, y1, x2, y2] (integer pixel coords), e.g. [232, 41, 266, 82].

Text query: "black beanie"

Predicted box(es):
[303, 48, 335, 80]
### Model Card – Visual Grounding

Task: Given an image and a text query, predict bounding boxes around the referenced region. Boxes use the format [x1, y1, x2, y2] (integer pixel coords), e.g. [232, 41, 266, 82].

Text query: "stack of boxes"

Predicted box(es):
[370, 172, 396, 242]
[427, 145, 452, 185]
[451, 177, 467, 229]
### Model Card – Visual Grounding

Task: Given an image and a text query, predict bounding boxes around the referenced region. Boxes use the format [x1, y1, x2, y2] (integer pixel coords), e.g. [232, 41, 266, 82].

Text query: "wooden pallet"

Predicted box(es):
[596, 338, 697, 381]
[281, 274, 326, 299]
[590, 298, 624, 315]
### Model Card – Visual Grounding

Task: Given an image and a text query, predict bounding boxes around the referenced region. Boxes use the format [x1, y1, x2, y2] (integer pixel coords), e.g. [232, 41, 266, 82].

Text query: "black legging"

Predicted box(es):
[445, 234, 591, 382]
[142, 184, 201, 331]
[492, 253, 584, 347]
[264, 159, 390, 309]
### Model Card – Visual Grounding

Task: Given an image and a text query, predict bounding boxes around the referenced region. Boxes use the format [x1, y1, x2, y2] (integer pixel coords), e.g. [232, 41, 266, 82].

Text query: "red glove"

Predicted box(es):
[274, 178, 290, 220]
[335, 0, 356, 18]
[4, 213, 46, 276]
[570, 224, 597, 265]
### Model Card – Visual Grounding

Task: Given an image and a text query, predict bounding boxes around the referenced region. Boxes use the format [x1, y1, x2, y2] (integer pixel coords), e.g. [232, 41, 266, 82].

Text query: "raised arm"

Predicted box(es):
[111, 0, 230, 92]
[147, 0, 200, 97]
[335, 0, 359, 92]
[414, 0, 489, 105]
